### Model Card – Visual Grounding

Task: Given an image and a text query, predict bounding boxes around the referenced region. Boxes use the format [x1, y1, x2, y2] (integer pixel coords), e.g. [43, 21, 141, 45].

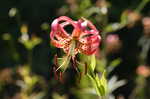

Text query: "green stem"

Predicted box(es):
[135, 0, 150, 13]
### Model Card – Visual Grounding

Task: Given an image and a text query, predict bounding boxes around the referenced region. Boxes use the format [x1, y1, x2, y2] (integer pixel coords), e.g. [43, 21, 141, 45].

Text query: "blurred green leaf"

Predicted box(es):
[95, 74, 104, 96]
[120, 11, 128, 25]
[90, 55, 96, 72]
[99, 71, 107, 95]
[87, 71, 107, 96]
[19, 35, 42, 50]
[109, 58, 121, 67]
[76, 61, 85, 73]
[87, 74, 101, 96]
[82, 7, 101, 18]
[2, 33, 11, 40]
[107, 58, 122, 74]
[96, 58, 106, 73]
[79, 0, 91, 12]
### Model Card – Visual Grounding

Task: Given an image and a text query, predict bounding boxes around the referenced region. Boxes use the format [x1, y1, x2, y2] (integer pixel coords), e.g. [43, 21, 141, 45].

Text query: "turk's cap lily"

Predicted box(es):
[50, 16, 101, 56]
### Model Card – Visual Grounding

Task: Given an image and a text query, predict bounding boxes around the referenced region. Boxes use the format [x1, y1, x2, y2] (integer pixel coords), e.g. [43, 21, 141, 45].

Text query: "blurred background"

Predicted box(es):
[0, 0, 150, 99]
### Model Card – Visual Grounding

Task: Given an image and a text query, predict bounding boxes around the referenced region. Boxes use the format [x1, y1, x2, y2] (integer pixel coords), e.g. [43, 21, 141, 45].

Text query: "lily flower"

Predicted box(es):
[50, 16, 101, 76]
[50, 16, 101, 56]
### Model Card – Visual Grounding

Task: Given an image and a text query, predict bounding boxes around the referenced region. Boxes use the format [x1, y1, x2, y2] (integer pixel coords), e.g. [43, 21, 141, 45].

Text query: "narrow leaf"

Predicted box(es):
[90, 55, 96, 72]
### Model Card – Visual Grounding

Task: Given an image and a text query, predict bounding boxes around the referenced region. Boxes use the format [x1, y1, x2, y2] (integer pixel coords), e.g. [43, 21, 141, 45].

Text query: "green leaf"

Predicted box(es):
[79, 54, 96, 73]
[120, 11, 128, 25]
[90, 55, 96, 72]
[96, 58, 106, 72]
[107, 58, 122, 74]
[87, 74, 101, 96]
[87, 71, 108, 96]
[99, 71, 107, 95]
[76, 61, 85, 73]
[94, 71, 107, 96]
[109, 58, 121, 67]
[98, 85, 105, 96]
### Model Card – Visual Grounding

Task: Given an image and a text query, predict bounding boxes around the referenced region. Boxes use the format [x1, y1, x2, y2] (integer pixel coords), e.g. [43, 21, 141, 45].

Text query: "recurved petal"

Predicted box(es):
[78, 33, 101, 55]
[57, 16, 77, 30]
[79, 44, 98, 55]
[50, 16, 75, 48]
[50, 19, 69, 40]
[51, 39, 64, 48]
[80, 33, 101, 45]
[78, 39, 100, 55]
[78, 18, 98, 33]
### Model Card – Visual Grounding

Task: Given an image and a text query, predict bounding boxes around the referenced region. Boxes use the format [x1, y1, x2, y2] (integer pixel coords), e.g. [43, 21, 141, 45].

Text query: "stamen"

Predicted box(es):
[59, 72, 64, 83]
[71, 56, 76, 69]
[53, 66, 58, 80]
[54, 54, 58, 66]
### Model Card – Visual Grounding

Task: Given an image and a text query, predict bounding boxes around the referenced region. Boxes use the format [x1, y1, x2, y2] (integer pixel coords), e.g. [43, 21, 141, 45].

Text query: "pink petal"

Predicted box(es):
[50, 16, 76, 48]
[79, 44, 98, 55]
